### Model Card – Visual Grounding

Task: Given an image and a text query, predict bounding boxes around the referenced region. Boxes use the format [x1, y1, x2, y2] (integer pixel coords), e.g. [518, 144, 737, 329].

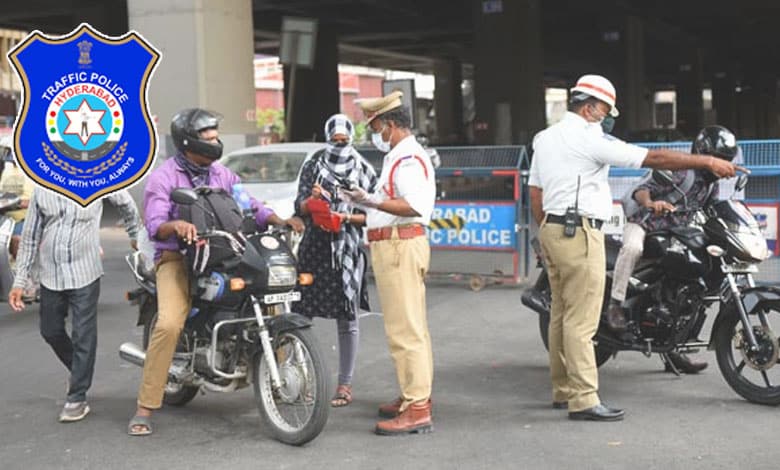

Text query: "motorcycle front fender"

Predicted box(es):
[266, 312, 312, 336]
[707, 286, 780, 350]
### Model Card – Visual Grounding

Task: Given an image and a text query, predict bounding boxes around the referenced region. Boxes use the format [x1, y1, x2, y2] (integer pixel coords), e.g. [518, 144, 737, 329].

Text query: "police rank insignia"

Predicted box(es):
[8, 23, 160, 206]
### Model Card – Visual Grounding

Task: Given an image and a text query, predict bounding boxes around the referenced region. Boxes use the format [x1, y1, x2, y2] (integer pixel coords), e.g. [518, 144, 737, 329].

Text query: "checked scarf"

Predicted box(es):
[174, 152, 211, 187]
[316, 114, 377, 313]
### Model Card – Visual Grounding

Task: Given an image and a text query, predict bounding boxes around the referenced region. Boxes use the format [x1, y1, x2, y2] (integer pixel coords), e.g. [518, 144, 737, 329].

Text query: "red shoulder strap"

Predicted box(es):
[385, 155, 429, 198]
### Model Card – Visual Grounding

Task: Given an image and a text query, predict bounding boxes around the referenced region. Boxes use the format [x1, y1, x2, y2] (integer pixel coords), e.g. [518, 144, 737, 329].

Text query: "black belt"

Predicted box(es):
[546, 214, 604, 230]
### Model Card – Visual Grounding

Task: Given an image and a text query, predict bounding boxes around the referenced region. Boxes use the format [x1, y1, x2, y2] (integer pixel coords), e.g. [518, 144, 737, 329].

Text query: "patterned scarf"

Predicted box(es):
[316, 114, 377, 313]
[174, 152, 210, 187]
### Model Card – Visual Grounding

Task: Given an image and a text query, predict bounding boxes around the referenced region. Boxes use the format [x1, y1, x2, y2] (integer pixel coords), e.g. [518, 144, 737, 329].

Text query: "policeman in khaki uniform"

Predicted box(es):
[340, 91, 436, 435]
[529, 74, 743, 421]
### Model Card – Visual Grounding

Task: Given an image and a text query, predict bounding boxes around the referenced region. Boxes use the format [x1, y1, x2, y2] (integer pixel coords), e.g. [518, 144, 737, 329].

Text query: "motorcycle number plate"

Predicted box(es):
[262, 291, 301, 304]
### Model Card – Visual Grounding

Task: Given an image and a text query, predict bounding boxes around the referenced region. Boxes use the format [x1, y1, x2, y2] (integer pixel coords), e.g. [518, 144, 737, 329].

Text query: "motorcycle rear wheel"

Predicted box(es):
[142, 312, 200, 406]
[253, 328, 329, 446]
[714, 305, 780, 406]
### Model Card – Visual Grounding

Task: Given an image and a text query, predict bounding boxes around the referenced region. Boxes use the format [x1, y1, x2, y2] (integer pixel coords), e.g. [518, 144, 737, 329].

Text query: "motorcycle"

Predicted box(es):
[0, 192, 21, 302]
[522, 171, 780, 405]
[119, 188, 329, 445]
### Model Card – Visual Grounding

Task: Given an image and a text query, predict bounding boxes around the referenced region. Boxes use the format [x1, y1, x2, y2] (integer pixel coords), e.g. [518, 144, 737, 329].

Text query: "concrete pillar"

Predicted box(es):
[623, 16, 652, 134]
[433, 58, 464, 144]
[675, 49, 704, 139]
[127, 0, 257, 156]
[473, 0, 545, 145]
[754, 74, 779, 138]
[712, 71, 737, 132]
[283, 24, 339, 142]
[73, 0, 129, 37]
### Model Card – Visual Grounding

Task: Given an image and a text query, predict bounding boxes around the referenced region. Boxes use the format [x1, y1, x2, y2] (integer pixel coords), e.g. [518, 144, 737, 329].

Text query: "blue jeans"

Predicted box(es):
[39, 279, 101, 403]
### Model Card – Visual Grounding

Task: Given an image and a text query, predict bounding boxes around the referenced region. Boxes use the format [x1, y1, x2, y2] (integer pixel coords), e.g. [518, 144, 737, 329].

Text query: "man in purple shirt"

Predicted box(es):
[128, 108, 303, 436]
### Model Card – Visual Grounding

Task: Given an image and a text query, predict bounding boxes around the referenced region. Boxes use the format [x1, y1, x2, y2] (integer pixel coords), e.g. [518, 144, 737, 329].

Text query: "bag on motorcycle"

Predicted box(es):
[178, 187, 245, 273]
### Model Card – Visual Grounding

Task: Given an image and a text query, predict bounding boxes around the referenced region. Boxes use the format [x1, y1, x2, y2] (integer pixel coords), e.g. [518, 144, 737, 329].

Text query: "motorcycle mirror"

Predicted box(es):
[652, 170, 675, 186]
[735, 174, 748, 192]
[171, 188, 198, 205]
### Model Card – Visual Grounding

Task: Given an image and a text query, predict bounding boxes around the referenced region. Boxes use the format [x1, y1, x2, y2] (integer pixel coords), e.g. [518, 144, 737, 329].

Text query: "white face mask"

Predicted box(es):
[371, 124, 391, 152]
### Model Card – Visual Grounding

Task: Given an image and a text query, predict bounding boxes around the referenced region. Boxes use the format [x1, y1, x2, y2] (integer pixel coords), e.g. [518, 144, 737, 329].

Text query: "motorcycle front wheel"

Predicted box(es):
[253, 328, 329, 446]
[714, 302, 780, 406]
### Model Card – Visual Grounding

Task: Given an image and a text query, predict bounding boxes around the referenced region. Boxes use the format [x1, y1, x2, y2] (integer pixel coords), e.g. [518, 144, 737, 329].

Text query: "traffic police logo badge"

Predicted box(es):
[8, 23, 160, 206]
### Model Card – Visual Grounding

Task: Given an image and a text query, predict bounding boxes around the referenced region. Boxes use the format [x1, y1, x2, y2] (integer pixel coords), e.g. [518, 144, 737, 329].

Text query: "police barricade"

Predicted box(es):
[607, 139, 780, 283]
[424, 146, 530, 291]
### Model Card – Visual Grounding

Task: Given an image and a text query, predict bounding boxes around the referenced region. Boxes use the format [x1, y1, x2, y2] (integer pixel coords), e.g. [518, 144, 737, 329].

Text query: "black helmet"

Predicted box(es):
[691, 125, 738, 162]
[170, 108, 224, 161]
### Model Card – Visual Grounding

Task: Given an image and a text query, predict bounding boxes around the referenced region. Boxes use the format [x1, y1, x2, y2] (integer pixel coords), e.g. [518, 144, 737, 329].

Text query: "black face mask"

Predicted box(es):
[601, 116, 616, 134]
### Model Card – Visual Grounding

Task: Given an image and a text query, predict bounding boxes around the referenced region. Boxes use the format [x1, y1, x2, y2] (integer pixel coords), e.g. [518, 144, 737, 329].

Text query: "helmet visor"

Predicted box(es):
[190, 110, 223, 133]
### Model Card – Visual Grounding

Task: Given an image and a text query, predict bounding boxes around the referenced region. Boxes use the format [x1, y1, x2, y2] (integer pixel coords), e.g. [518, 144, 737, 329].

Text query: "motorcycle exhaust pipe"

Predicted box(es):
[521, 288, 549, 316]
[119, 342, 146, 368]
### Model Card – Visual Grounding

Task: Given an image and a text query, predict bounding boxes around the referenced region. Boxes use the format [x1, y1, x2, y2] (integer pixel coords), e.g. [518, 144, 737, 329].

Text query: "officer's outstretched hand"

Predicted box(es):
[709, 157, 749, 179]
[339, 187, 378, 209]
[8, 287, 25, 312]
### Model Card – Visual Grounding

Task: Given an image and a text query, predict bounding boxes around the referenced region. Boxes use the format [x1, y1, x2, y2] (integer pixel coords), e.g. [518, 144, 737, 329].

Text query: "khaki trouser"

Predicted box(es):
[137, 251, 191, 409]
[370, 229, 433, 412]
[538, 217, 605, 412]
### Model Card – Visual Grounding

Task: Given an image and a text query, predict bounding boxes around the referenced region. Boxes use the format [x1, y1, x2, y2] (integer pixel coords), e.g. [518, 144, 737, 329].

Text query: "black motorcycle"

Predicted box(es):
[119, 188, 329, 445]
[522, 172, 780, 405]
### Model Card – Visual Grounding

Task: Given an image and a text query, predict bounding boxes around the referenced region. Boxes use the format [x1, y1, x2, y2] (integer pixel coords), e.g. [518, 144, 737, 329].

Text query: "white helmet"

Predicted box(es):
[570, 74, 619, 117]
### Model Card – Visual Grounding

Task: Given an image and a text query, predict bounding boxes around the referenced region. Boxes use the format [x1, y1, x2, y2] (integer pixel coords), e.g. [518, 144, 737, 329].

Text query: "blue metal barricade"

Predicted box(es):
[426, 146, 530, 291]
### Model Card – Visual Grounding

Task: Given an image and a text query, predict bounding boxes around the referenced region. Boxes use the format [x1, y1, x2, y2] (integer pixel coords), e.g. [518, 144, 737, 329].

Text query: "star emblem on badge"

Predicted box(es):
[63, 99, 106, 145]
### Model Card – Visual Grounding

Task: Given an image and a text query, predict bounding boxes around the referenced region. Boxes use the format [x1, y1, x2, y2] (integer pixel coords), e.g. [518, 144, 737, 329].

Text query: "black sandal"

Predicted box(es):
[330, 384, 353, 408]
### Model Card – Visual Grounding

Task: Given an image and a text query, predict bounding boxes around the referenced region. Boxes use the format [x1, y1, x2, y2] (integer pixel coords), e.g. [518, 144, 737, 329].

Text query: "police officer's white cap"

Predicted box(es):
[570, 74, 619, 117]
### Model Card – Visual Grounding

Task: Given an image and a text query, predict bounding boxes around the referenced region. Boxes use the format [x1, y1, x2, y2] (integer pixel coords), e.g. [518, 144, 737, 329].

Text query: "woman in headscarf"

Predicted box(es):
[294, 114, 377, 407]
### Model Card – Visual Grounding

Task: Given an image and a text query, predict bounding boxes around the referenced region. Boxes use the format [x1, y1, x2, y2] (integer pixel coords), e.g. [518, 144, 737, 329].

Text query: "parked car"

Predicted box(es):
[221, 143, 325, 219]
[220, 141, 439, 219]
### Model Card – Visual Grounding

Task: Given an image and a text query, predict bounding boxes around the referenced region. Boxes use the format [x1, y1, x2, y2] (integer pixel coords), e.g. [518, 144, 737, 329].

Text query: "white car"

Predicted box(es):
[221, 141, 439, 219]
[221, 142, 326, 219]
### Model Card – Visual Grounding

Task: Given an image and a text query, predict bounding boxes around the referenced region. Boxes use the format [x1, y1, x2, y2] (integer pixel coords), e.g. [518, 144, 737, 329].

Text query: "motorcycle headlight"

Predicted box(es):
[268, 265, 297, 287]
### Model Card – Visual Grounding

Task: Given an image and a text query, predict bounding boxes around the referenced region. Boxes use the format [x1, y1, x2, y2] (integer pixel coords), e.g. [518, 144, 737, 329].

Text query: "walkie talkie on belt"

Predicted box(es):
[563, 176, 581, 238]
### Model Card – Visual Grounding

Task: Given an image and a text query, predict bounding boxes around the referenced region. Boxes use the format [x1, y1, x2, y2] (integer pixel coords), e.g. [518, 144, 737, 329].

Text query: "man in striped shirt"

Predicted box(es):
[8, 187, 139, 422]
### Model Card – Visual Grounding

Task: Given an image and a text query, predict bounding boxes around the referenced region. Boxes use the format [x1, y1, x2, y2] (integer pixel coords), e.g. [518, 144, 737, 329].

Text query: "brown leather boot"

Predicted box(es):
[375, 400, 433, 436]
[377, 397, 403, 419]
[606, 302, 627, 332]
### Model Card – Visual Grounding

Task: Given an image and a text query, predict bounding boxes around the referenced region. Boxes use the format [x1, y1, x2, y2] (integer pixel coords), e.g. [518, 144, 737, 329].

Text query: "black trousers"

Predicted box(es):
[39, 279, 101, 403]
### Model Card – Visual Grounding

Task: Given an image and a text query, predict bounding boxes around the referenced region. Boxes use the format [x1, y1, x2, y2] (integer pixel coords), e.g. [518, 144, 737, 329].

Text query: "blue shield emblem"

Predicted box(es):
[8, 23, 160, 206]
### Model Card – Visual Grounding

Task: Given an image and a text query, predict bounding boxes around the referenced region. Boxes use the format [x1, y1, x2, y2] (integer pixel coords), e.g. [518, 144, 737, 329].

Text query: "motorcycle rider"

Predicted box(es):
[128, 108, 304, 436]
[606, 125, 739, 373]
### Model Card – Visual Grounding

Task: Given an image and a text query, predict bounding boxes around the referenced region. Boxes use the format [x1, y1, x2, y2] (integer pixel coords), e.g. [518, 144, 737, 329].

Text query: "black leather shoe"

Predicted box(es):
[569, 404, 625, 421]
[665, 352, 708, 374]
[552, 401, 568, 409]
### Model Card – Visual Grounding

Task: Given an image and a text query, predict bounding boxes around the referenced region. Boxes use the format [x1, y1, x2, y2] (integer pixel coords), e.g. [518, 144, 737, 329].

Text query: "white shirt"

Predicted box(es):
[529, 112, 648, 221]
[366, 135, 436, 228]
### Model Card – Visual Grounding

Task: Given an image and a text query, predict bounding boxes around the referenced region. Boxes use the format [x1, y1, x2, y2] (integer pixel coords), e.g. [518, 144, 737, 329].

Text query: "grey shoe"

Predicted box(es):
[59, 401, 90, 423]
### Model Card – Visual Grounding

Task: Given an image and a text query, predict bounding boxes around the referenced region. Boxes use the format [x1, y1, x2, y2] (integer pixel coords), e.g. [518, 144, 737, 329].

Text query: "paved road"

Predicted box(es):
[1, 227, 779, 470]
